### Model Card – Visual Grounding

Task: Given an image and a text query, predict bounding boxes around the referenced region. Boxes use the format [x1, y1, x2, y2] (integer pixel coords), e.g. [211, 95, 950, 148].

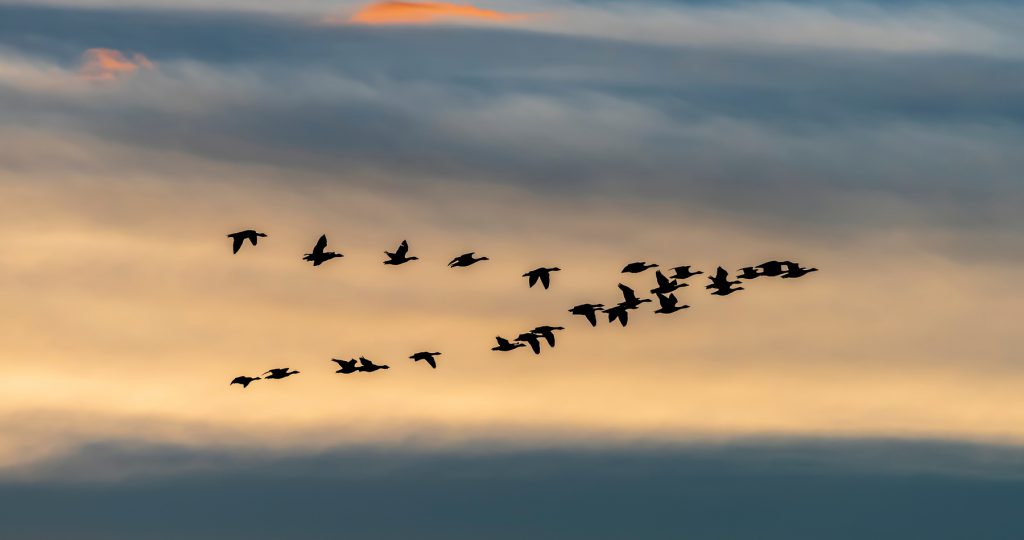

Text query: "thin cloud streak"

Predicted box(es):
[337, 1, 530, 26]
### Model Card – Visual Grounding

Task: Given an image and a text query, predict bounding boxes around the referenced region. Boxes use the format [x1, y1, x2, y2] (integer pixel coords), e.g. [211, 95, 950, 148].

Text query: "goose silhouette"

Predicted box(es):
[302, 234, 343, 266]
[622, 261, 658, 273]
[384, 240, 419, 265]
[523, 267, 560, 289]
[262, 368, 300, 380]
[230, 375, 261, 388]
[617, 283, 652, 309]
[410, 351, 442, 369]
[492, 336, 525, 352]
[531, 326, 564, 347]
[650, 270, 686, 295]
[654, 293, 689, 314]
[781, 262, 818, 278]
[603, 303, 632, 327]
[515, 332, 543, 354]
[357, 357, 389, 372]
[755, 260, 789, 277]
[569, 303, 605, 327]
[737, 267, 761, 280]
[669, 265, 703, 280]
[227, 230, 266, 254]
[706, 267, 742, 290]
[448, 252, 489, 268]
[331, 358, 360, 374]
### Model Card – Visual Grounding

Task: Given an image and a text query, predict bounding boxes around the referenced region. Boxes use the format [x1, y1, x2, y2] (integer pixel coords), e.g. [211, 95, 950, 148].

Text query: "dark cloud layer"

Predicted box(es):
[0, 4, 1022, 243]
[3, 440, 1024, 539]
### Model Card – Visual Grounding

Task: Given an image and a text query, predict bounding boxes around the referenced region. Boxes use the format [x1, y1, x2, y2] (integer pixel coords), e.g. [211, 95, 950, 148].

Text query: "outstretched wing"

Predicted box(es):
[396, 240, 409, 257]
[584, 310, 598, 327]
[425, 357, 436, 369]
[312, 234, 328, 255]
[618, 283, 637, 303]
[655, 271, 670, 287]
[540, 273, 551, 289]
[231, 235, 244, 254]
[528, 273, 539, 287]
[527, 337, 540, 354]
[657, 293, 672, 309]
[619, 310, 630, 327]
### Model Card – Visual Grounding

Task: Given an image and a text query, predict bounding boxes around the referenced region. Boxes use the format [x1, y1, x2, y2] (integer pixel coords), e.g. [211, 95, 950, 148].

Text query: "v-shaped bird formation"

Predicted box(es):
[227, 230, 817, 388]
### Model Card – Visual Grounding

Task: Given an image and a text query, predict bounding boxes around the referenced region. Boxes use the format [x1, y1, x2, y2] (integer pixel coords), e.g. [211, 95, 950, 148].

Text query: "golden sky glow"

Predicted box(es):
[0, 128, 1021, 471]
[344, 1, 529, 25]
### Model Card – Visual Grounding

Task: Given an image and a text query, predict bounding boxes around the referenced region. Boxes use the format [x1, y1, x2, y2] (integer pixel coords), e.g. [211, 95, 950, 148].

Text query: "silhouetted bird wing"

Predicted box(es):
[424, 356, 436, 368]
[655, 271, 671, 288]
[539, 272, 551, 289]
[230, 235, 245, 254]
[584, 310, 598, 326]
[395, 240, 409, 258]
[618, 283, 638, 303]
[312, 234, 328, 255]
[528, 273, 539, 287]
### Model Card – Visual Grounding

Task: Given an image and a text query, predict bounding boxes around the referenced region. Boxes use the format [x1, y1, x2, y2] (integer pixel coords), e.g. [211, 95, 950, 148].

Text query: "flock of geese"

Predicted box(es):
[226, 230, 818, 389]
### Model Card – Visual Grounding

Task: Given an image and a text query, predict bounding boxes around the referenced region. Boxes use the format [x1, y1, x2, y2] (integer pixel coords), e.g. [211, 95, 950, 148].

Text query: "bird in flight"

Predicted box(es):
[492, 336, 525, 352]
[569, 303, 605, 327]
[515, 332, 543, 354]
[755, 260, 789, 277]
[230, 375, 261, 388]
[781, 261, 818, 279]
[384, 240, 418, 265]
[737, 267, 761, 280]
[706, 267, 742, 290]
[617, 283, 652, 309]
[302, 234, 343, 266]
[650, 270, 686, 295]
[669, 265, 703, 280]
[622, 261, 658, 273]
[410, 351, 442, 369]
[357, 357, 389, 372]
[331, 358, 360, 374]
[227, 230, 267, 254]
[603, 303, 632, 327]
[654, 292, 689, 314]
[523, 267, 561, 289]
[262, 368, 300, 380]
[448, 252, 489, 268]
[531, 326, 564, 347]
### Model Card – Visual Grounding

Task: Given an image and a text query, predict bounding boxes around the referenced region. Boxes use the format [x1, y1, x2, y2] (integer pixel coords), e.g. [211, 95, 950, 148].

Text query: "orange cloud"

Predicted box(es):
[78, 48, 155, 81]
[345, 1, 528, 25]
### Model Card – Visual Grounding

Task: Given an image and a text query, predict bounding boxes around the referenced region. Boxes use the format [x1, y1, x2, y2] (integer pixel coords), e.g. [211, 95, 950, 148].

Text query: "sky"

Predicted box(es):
[0, 0, 1023, 537]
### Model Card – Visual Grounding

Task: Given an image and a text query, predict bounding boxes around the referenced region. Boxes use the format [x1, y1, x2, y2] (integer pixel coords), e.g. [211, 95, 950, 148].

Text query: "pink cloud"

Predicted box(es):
[78, 48, 155, 81]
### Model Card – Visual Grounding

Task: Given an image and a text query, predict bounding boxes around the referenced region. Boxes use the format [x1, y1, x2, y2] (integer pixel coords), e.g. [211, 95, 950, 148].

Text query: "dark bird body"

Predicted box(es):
[230, 375, 260, 388]
[492, 336, 525, 352]
[384, 240, 418, 265]
[523, 267, 560, 289]
[227, 230, 266, 254]
[357, 357, 389, 372]
[263, 368, 300, 380]
[332, 358, 360, 374]
[669, 265, 703, 280]
[515, 332, 542, 354]
[737, 267, 761, 280]
[303, 234, 343, 266]
[781, 261, 818, 278]
[650, 270, 686, 295]
[622, 261, 658, 273]
[569, 303, 605, 327]
[618, 283, 652, 309]
[603, 303, 632, 327]
[755, 260, 789, 277]
[655, 293, 689, 314]
[448, 252, 489, 268]
[531, 326, 564, 347]
[410, 351, 442, 369]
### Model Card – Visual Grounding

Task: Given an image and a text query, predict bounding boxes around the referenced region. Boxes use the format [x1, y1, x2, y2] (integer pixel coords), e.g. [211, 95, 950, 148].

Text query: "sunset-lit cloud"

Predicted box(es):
[341, 1, 529, 25]
[78, 48, 155, 81]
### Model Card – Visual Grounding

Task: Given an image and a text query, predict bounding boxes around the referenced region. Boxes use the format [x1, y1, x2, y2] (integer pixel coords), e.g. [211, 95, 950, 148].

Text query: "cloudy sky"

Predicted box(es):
[1, 0, 1023, 537]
